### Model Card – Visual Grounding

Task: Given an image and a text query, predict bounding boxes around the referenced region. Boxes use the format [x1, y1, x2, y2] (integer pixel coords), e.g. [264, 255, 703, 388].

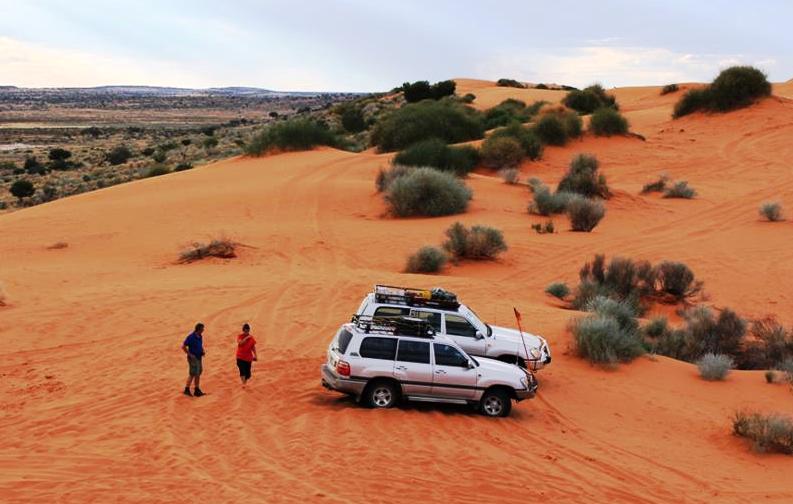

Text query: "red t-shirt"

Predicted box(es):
[236, 333, 257, 362]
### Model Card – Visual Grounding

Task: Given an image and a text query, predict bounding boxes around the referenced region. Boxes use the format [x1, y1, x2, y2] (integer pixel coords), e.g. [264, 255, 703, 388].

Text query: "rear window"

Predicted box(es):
[374, 307, 409, 317]
[337, 329, 353, 354]
[359, 337, 397, 360]
[396, 339, 430, 364]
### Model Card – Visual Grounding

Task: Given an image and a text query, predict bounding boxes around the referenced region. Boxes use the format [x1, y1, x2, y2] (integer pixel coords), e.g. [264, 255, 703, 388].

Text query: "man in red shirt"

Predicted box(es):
[236, 323, 257, 386]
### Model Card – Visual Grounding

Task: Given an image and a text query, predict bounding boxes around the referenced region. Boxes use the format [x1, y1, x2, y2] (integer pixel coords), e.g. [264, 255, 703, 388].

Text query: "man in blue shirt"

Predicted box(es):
[182, 323, 206, 397]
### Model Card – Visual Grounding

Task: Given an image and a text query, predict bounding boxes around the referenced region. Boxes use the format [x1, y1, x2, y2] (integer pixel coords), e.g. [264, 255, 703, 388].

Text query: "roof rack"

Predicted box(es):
[373, 284, 460, 310]
[351, 314, 436, 338]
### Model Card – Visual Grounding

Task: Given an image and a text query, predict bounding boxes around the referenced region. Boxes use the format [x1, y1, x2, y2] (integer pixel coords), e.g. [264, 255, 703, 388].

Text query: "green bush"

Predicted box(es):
[375, 165, 412, 192]
[573, 255, 655, 310]
[533, 114, 568, 146]
[641, 175, 669, 194]
[697, 353, 733, 380]
[673, 66, 771, 117]
[661, 83, 679, 95]
[664, 306, 747, 361]
[174, 163, 193, 172]
[562, 111, 584, 138]
[393, 139, 478, 176]
[341, 106, 366, 133]
[385, 168, 472, 217]
[480, 136, 524, 169]
[402, 80, 457, 102]
[461, 93, 476, 104]
[586, 296, 640, 335]
[106, 145, 133, 165]
[572, 315, 644, 365]
[759, 202, 783, 222]
[589, 108, 629, 136]
[371, 100, 485, 152]
[653, 261, 703, 302]
[531, 221, 555, 234]
[643, 317, 671, 340]
[443, 222, 507, 260]
[496, 78, 526, 89]
[567, 197, 605, 232]
[484, 99, 544, 129]
[490, 122, 543, 160]
[405, 246, 447, 273]
[663, 181, 696, 199]
[733, 411, 793, 454]
[10, 179, 35, 200]
[545, 282, 570, 299]
[529, 186, 575, 216]
[145, 166, 170, 177]
[557, 154, 610, 198]
[738, 318, 793, 370]
[562, 84, 618, 114]
[499, 168, 520, 184]
[246, 119, 338, 155]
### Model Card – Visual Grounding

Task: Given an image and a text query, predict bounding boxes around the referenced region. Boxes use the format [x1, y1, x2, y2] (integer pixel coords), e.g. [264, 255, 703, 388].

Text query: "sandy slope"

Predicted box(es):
[2, 84, 793, 503]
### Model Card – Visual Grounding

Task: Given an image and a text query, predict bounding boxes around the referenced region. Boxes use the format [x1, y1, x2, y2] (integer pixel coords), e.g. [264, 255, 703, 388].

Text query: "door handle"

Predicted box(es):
[435, 369, 447, 374]
[395, 365, 407, 371]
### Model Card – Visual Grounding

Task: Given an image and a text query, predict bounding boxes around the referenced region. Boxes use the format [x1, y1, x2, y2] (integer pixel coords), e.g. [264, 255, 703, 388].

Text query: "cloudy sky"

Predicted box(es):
[0, 0, 790, 91]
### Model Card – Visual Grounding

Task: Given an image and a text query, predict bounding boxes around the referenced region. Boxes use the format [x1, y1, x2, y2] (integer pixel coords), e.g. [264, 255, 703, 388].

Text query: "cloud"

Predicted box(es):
[476, 46, 779, 88]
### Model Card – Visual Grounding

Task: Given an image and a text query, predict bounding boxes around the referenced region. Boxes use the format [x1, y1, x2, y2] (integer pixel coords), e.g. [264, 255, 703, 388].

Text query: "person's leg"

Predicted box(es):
[193, 358, 204, 396]
[237, 359, 246, 385]
[184, 358, 194, 395]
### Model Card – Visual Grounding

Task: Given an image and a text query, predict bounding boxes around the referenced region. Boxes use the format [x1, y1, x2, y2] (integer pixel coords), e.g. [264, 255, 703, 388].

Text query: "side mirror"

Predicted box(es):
[475, 331, 485, 340]
[467, 360, 475, 369]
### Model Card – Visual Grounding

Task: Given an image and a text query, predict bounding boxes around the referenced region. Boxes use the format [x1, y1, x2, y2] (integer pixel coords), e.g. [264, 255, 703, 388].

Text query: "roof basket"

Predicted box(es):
[352, 314, 436, 338]
[373, 284, 460, 310]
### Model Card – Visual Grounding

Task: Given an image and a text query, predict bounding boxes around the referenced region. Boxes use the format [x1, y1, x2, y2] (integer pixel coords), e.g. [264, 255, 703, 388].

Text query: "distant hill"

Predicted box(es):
[0, 85, 344, 98]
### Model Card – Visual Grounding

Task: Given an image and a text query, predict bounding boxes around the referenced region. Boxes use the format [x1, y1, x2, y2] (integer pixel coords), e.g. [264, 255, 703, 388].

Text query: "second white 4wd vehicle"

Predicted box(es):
[321, 315, 538, 417]
[356, 285, 552, 370]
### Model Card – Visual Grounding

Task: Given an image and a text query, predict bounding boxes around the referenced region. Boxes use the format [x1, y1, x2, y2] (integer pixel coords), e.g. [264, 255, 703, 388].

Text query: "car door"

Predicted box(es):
[393, 338, 433, 396]
[444, 313, 486, 356]
[431, 343, 477, 399]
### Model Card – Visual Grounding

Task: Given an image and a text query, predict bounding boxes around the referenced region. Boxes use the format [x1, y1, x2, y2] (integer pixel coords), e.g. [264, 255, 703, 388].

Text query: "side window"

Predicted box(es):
[374, 307, 410, 318]
[337, 329, 353, 354]
[445, 314, 478, 338]
[434, 343, 469, 367]
[410, 310, 442, 332]
[359, 337, 397, 360]
[396, 339, 430, 364]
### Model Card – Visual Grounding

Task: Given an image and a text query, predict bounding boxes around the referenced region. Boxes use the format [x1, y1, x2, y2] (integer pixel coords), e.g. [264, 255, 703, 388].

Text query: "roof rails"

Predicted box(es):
[373, 284, 460, 310]
[351, 314, 436, 339]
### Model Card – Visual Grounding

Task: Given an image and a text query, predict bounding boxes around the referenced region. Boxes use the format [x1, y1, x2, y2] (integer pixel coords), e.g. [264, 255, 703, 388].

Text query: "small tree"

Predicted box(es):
[106, 146, 133, 165]
[10, 179, 35, 200]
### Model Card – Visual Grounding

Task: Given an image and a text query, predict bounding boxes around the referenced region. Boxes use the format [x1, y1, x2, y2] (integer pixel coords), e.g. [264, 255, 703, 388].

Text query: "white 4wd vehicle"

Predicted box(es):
[355, 285, 551, 371]
[321, 316, 538, 417]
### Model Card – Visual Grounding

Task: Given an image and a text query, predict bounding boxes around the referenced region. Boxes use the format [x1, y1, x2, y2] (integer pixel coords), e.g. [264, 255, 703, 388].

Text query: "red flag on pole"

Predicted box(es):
[513, 307, 531, 368]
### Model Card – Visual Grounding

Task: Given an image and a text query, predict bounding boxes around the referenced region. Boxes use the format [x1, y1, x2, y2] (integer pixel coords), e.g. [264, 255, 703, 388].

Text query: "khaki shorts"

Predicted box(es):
[187, 355, 203, 376]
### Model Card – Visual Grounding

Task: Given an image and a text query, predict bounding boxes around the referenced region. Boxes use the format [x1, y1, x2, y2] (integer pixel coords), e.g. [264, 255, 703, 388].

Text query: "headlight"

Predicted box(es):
[529, 348, 540, 360]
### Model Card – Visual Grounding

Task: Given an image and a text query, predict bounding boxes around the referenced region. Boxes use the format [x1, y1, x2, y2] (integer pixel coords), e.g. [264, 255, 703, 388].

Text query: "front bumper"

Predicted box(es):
[321, 364, 366, 397]
[515, 371, 539, 400]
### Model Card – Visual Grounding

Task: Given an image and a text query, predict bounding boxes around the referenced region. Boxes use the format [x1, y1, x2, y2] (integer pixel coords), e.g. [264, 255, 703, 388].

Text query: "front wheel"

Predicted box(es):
[365, 381, 398, 409]
[480, 389, 512, 417]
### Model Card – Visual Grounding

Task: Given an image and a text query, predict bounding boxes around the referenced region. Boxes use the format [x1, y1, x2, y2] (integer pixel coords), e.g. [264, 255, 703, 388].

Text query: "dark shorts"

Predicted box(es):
[236, 358, 252, 379]
[187, 355, 202, 376]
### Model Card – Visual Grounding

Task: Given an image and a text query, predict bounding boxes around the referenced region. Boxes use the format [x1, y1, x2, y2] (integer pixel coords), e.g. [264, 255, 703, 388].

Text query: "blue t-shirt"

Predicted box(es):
[183, 332, 204, 358]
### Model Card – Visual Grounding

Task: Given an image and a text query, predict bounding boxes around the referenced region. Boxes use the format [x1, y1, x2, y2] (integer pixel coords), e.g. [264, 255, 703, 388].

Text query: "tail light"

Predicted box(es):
[336, 360, 351, 377]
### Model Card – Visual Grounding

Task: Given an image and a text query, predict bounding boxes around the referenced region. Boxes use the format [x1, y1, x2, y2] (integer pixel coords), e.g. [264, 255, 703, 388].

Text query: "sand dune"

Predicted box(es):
[2, 82, 793, 503]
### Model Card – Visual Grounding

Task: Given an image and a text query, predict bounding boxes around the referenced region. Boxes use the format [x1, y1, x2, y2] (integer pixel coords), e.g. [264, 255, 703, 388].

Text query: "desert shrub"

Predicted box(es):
[653, 261, 703, 302]
[405, 246, 447, 273]
[739, 318, 793, 370]
[461, 93, 476, 104]
[442, 222, 507, 260]
[496, 78, 526, 88]
[375, 165, 413, 192]
[733, 411, 793, 455]
[586, 296, 640, 335]
[529, 186, 575, 216]
[48, 148, 72, 162]
[641, 175, 669, 194]
[765, 370, 777, 383]
[106, 145, 133, 165]
[533, 114, 568, 146]
[246, 119, 337, 155]
[484, 99, 544, 129]
[545, 282, 570, 299]
[23, 157, 46, 175]
[174, 163, 193, 172]
[145, 166, 170, 178]
[567, 196, 605, 232]
[142, 147, 156, 156]
[673, 66, 771, 117]
[393, 139, 478, 176]
[371, 101, 485, 152]
[664, 181, 696, 199]
[589, 107, 629, 136]
[10, 179, 35, 200]
[401, 80, 456, 102]
[152, 150, 167, 163]
[759, 202, 783, 222]
[480, 136, 524, 169]
[557, 154, 610, 198]
[499, 168, 520, 184]
[643, 317, 671, 340]
[562, 84, 618, 115]
[573, 255, 655, 310]
[490, 122, 543, 160]
[673, 88, 711, 118]
[202, 137, 219, 149]
[572, 315, 644, 365]
[697, 353, 733, 380]
[661, 84, 679, 95]
[531, 220, 555, 234]
[681, 306, 746, 360]
[341, 106, 366, 133]
[179, 238, 237, 263]
[385, 168, 472, 217]
[562, 111, 584, 139]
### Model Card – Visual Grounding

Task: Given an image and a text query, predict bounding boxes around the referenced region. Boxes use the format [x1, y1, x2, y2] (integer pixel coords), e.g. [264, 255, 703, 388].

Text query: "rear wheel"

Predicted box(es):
[365, 380, 398, 409]
[480, 388, 512, 417]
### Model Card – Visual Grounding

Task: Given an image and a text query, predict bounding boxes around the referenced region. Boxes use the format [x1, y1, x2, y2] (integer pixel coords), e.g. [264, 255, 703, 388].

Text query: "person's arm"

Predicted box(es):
[251, 344, 257, 361]
[182, 343, 191, 357]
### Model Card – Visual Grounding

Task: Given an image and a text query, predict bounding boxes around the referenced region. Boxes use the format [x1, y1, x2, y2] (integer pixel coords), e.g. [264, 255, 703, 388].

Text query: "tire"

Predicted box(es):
[365, 380, 398, 409]
[479, 388, 512, 417]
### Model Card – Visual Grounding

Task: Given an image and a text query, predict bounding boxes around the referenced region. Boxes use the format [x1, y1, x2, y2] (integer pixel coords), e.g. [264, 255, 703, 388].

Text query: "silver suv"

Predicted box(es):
[355, 285, 552, 371]
[320, 316, 538, 417]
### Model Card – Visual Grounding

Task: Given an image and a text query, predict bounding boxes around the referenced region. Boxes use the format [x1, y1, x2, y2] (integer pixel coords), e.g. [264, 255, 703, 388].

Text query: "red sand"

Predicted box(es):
[2, 80, 793, 503]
